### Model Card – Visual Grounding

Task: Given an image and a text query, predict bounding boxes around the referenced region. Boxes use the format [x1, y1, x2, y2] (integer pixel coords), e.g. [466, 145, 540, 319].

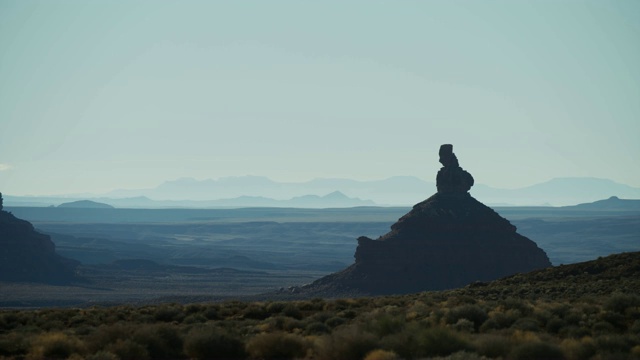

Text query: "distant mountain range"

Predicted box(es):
[563, 196, 640, 211]
[4, 190, 375, 209]
[4, 176, 640, 208]
[105, 176, 427, 205]
[101, 176, 640, 206]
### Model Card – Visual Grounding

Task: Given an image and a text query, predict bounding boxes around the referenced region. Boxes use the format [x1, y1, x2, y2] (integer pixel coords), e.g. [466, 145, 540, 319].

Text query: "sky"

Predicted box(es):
[1, 0, 639, 196]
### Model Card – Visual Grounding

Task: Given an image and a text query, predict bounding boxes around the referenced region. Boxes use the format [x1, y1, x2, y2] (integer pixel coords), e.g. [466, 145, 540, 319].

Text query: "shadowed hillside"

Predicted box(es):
[0, 193, 79, 283]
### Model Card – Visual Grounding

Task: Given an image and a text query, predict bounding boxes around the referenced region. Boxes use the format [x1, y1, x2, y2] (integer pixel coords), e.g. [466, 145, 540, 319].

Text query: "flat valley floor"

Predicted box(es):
[2, 205, 639, 307]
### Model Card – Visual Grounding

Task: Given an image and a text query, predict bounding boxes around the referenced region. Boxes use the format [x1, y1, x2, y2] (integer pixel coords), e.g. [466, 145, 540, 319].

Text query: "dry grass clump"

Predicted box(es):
[245, 332, 309, 359]
[363, 349, 401, 360]
[183, 325, 245, 359]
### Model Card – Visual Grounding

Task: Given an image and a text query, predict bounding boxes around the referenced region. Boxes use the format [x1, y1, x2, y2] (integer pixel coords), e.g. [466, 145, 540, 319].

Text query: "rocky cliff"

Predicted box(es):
[0, 199, 79, 283]
[306, 145, 551, 296]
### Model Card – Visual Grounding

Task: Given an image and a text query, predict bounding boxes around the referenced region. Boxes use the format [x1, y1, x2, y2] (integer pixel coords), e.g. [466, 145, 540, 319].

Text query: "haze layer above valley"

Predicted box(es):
[5, 176, 640, 208]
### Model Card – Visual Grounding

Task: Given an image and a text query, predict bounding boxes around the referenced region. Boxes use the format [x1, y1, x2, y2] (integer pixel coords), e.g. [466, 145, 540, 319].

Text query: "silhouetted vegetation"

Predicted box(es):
[1, 292, 639, 358]
[1, 252, 638, 359]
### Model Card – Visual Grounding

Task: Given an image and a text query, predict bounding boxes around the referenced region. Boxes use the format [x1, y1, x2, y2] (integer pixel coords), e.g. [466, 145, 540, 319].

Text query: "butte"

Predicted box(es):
[305, 144, 552, 296]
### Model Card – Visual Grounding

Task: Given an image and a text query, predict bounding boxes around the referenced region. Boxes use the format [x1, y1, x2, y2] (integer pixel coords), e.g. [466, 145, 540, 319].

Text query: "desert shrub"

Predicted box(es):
[0, 332, 31, 357]
[217, 301, 246, 318]
[474, 334, 511, 358]
[27, 332, 85, 360]
[563, 310, 583, 326]
[299, 298, 326, 312]
[593, 334, 636, 355]
[315, 326, 377, 360]
[532, 304, 551, 318]
[265, 316, 304, 332]
[380, 325, 421, 359]
[331, 299, 354, 311]
[69, 310, 98, 327]
[185, 304, 203, 314]
[242, 304, 270, 320]
[85, 323, 135, 352]
[478, 318, 500, 332]
[511, 317, 541, 332]
[580, 303, 603, 319]
[482, 311, 512, 331]
[40, 309, 80, 323]
[0, 312, 18, 331]
[266, 301, 287, 314]
[338, 309, 358, 319]
[105, 339, 149, 360]
[415, 326, 473, 358]
[447, 295, 477, 306]
[560, 338, 596, 360]
[445, 305, 488, 330]
[183, 326, 245, 360]
[203, 305, 219, 320]
[183, 313, 207, 324]
[605, 293, 640, 314]
[546, 317, 567, 334]
[365, 314, 405, 337]
[406, 302, 431, 321]
[549, 303, 572, 318]
[305, 321, 331, 335]
[281, 304, 303, 319]
[153, 305, 184, 322]
[245, 332, 308, 359]
[41, 320, 66, 331]
[363, 349, 401, 360]
[307, 311, 332, 324]
[294, 300, 315, 312]
[430, 351, 486, 360]
[86, 350, 119, 360]
[132, 323, 183, 359]
[502, 298, 533, 316]
[559, 325, 591, 339]
[509, 341, 564, 360]
[592, 320, 617, 335]
[73, 324, 96, 337]
[451, 319, 475, 333]
[598, 311, 626, 331]
[326, 316, 348, 328]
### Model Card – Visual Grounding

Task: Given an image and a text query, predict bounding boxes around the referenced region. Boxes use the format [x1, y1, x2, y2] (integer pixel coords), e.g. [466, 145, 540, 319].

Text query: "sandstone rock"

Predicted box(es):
[305, 144, 551, 296]
[0, 207, 79, 283]
[436, 144, 474, 194]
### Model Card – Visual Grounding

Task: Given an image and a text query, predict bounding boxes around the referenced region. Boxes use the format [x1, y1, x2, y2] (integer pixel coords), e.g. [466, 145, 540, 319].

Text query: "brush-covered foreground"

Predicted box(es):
[1, 252, 639, 360]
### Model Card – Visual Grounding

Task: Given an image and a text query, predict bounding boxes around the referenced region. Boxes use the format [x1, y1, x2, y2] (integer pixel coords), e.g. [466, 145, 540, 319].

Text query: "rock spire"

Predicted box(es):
[436, 144, 474, 194]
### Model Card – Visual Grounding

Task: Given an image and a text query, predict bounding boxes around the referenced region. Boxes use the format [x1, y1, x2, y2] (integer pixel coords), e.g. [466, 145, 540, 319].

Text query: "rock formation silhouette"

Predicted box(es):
[0, 196, 79, 283]
[436, 144, 474, 193]
[305, 145, 552, 296]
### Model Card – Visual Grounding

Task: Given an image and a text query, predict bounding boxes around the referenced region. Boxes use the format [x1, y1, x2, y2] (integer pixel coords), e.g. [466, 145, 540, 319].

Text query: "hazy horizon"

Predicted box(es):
[2, 1, 639, 196]
[3, 173, 640, 198]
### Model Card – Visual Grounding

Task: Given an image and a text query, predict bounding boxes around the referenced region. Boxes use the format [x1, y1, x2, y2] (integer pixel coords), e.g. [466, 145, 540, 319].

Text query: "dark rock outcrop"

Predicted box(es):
[305, 145, 551, 296]
[0, 204, 79, 283]
[436, 144, 474, 194]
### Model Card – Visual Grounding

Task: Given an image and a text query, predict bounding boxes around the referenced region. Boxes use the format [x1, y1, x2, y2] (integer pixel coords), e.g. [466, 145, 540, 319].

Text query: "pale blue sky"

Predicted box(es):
[1, 0, 639, 196]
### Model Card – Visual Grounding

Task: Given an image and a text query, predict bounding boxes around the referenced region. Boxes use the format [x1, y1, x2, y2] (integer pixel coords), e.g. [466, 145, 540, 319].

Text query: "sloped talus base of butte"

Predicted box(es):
[309, 192, 552, 296]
